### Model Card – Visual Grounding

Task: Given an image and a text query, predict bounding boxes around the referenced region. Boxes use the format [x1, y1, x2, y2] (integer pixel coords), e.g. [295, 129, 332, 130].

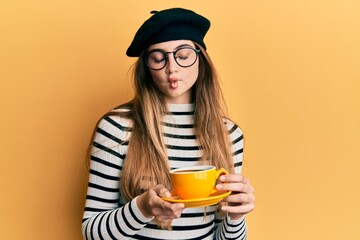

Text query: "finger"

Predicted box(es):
[162, 201, 185, 211]
[216, 182, 254, 193]
[223, 193, 255, 204]
[153, 184, 171, 198]
[219, 174, 251, 184]
[171, 203, 185, 218]
[219, 174, 243, 183]
[221, 203, 255, 215]
[156, 201, 185, 219]
[242, 177, 251, 184]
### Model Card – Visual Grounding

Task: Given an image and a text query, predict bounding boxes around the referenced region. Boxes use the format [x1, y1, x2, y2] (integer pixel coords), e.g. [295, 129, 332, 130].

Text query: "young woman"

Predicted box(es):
[82, 8, 255, 239]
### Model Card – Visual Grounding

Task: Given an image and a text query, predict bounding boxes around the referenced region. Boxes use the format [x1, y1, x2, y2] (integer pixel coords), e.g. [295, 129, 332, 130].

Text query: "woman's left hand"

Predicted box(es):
[216, 174, 255, 220]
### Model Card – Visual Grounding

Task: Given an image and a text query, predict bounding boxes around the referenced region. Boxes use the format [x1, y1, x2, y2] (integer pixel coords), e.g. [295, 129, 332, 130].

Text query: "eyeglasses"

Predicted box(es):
[145, 47, 201, 70]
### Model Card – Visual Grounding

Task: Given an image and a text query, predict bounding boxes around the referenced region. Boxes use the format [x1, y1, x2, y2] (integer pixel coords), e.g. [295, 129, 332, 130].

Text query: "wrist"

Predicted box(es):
[228, 213, 245, 221]
[136, 194, 153, 218]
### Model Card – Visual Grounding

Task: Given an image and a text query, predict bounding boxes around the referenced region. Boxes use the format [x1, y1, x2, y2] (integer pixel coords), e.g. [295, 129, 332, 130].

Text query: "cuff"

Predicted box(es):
[131, 196, 155, 223]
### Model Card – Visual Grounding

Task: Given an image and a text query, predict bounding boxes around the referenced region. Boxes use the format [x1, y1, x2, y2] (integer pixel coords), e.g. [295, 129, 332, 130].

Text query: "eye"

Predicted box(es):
[148, 51, 166, 63]
[175, 48, 192, 60]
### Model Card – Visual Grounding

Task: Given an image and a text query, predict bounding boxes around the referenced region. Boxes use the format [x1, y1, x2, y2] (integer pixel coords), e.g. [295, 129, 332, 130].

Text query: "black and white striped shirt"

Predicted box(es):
[82, 103, 247, 239]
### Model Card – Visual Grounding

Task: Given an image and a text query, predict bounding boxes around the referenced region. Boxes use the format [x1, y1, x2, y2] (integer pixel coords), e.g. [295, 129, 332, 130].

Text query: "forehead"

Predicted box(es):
[148, 40, 195, 51]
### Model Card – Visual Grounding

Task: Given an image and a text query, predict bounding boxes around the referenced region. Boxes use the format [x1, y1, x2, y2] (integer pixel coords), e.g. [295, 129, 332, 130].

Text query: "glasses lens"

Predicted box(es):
[146, 50, 167, 70]
[145, 48, 199, 70]
[175, 48, 198, 67]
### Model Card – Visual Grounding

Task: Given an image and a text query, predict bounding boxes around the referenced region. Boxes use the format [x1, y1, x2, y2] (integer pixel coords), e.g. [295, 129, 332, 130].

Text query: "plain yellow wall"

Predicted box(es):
[1, 0, 359, 239]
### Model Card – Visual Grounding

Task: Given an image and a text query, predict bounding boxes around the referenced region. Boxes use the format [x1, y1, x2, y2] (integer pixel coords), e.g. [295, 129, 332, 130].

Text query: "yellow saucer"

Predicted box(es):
[161, 190, 231, 208]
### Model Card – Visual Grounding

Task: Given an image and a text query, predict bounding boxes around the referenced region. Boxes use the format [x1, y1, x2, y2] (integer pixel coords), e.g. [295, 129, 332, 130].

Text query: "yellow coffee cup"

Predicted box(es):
[169, 165, 228, 200]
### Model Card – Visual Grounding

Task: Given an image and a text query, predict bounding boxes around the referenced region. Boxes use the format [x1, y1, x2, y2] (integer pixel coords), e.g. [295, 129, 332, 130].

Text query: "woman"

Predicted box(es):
[82, 8, 255, 239]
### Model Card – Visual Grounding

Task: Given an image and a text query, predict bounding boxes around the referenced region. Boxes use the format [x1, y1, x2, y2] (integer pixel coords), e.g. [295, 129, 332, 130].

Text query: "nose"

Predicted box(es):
[165, 53, 178, 74]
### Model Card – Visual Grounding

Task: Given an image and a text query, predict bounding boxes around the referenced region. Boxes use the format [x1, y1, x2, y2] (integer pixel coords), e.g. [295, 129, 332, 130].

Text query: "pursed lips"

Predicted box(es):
[168, 77, 180, 89]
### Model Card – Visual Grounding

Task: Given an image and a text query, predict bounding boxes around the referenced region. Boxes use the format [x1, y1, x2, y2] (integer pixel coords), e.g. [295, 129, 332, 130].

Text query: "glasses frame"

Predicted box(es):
[145, 47, 201, 70]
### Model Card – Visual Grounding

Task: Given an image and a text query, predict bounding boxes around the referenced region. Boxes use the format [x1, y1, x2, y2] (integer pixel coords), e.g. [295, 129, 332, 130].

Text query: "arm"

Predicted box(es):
[82, 116, 185, 239]
[213, 123, 254, 239]
[82, 116, 153, 239]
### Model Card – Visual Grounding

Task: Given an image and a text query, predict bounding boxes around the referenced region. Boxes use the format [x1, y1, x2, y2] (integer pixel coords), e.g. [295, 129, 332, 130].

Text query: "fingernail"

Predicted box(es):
[216, 184, 223, 189]
[220, 176, 225, 181]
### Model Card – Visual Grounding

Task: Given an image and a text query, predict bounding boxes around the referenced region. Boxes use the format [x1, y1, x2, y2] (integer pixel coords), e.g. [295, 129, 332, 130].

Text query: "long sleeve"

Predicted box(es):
[213, 121, 248, 239]
[82, 116, 153, 239]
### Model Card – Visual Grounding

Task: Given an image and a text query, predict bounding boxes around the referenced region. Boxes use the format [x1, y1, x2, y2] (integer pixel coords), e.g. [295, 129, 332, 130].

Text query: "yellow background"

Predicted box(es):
[1, 0, 359, 239]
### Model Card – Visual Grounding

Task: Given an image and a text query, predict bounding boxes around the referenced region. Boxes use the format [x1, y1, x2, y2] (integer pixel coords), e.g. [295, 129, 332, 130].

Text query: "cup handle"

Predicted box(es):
[211, 168, 229, 194]
[216, 168, 229, 179]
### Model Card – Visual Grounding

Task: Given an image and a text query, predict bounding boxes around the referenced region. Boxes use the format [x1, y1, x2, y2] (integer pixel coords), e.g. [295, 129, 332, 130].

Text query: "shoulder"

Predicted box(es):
[224, 117, 243, 137]
[98, 101, 134, 127]
[95, 107, 133, 140]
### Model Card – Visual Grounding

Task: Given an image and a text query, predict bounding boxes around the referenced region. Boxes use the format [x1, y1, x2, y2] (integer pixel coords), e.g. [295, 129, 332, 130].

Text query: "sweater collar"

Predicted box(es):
[167, 103, 195, 113]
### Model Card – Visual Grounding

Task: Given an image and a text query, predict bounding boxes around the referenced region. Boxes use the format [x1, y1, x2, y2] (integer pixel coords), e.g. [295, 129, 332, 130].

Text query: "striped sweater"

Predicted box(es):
[82, 103, 247, 239]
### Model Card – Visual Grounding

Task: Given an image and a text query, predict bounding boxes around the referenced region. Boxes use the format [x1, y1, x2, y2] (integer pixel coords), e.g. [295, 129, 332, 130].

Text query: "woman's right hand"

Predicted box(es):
[137, 184, 185, 226]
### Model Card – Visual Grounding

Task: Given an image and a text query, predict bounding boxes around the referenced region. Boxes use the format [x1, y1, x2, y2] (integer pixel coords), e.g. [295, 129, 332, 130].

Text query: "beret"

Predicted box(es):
[126, 8, 211, 57]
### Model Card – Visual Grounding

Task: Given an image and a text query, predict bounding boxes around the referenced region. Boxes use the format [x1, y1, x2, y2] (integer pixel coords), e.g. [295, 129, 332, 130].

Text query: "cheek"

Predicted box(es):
[149, 70, 158, 80]
[187, 64, 199, 82]
[149, 70, 165, 85]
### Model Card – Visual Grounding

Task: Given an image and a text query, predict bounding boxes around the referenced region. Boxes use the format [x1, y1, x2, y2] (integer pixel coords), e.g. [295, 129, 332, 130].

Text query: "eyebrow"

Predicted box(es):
[148, 43, 195, 52]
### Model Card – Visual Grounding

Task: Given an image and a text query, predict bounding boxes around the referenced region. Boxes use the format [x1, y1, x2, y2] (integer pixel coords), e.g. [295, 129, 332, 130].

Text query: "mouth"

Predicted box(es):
[168, 77, 179, 82]
[167, 78, 181, 89]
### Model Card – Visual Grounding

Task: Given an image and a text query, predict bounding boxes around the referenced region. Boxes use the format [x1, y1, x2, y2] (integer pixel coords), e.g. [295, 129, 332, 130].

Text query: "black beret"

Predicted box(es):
[126, 8, 211, 57]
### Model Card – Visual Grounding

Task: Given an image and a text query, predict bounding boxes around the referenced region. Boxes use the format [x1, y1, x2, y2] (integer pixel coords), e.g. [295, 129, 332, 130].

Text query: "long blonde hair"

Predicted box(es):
[90, 44, 234, 201]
